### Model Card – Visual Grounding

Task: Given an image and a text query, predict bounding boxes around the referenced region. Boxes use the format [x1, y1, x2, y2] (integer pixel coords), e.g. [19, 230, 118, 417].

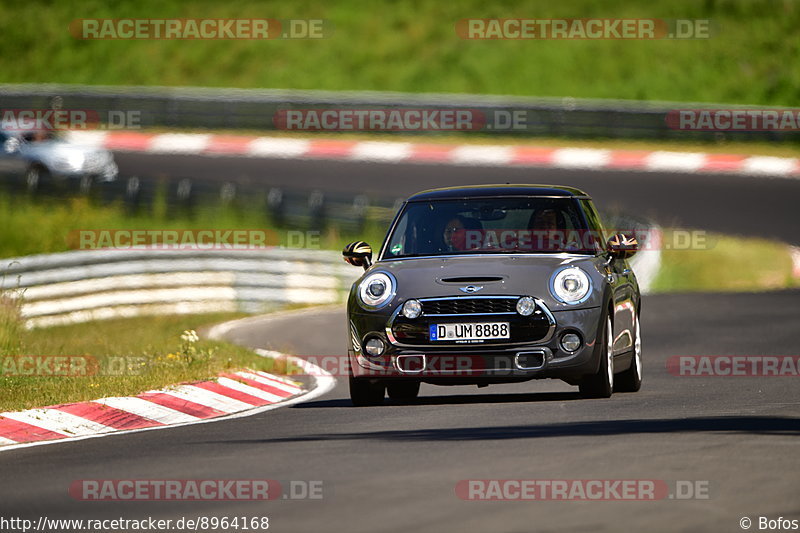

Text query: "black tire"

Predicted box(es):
[349, 375, 385, 406]
[387, 380, 420, 402]
[579, 316, 614, 398]
[616, 314, 642, 392]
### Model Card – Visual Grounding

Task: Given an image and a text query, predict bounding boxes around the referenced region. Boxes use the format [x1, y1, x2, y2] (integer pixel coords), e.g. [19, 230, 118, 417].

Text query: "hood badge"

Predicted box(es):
[459, 285, 484, 294]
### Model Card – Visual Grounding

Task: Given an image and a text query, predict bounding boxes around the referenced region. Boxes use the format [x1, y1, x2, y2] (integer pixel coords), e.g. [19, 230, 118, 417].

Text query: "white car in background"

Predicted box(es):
[0, 128, 118, 192]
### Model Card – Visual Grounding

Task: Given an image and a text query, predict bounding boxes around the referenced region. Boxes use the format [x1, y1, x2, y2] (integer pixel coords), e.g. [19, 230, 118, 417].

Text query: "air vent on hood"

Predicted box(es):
[439, 276, 504, 283]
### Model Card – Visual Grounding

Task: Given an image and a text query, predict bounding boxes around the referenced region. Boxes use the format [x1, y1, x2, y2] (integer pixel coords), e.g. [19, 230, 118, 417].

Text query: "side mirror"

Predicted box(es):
[606, 233, 638, 260]
[3, 138, 20, 154]
[343, 241, 373, 270]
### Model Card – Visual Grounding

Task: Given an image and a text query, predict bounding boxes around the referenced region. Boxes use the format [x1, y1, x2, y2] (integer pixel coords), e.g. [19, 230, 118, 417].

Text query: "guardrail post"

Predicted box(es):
[353, 194, 368, 233]
[308, 189, 326, 231]
[124, 176, 141, 214]
[267, 187, 285, 227]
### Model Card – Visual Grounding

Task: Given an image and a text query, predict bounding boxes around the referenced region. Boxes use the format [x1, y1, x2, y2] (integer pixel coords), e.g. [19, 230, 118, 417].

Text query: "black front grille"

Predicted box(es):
[422, 298, 517, 315]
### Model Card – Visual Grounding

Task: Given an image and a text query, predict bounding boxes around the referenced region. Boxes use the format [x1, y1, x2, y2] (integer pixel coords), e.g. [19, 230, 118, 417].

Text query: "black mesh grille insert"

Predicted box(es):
[422, 298, 517, 315]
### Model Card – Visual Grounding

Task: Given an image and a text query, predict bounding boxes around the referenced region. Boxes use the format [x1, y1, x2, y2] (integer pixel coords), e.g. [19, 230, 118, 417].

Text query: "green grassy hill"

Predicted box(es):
[2, 0, 798, 105]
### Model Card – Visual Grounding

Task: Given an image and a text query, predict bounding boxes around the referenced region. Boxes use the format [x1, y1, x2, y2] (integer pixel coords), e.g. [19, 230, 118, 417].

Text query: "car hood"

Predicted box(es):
[364, 254, 607, 311]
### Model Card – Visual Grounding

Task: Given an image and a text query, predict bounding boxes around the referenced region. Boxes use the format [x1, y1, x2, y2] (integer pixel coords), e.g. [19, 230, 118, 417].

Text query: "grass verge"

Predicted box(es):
[651, 232, 799, 293]
[0, 194, 390, 259]
[0, 312, 291, 413]
[2, 0, 798, 106]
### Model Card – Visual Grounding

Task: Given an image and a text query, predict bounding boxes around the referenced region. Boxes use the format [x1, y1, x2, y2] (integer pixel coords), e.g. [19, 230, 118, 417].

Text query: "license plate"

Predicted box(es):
[429, 322, 510, 341]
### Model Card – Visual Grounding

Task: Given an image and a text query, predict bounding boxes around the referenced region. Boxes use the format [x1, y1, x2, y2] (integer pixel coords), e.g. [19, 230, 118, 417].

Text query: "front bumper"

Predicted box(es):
[349, 301, 604, 383]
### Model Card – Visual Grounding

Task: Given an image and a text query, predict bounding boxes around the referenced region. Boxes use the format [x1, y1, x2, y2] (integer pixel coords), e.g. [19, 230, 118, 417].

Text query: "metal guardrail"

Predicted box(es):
[1, 248, 360, 329]
[1, 84, 795, 142]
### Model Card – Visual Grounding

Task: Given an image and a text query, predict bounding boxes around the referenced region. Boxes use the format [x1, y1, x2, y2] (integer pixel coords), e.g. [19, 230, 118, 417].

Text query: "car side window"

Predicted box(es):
[386, 212, 408, 256]
[580, 199, 607, 252]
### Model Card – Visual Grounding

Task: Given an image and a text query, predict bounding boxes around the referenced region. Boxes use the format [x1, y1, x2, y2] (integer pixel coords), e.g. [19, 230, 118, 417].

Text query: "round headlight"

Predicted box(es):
[516, 296, 536, 316]
[551, 267, 592, 304]
[560, 332, 582, 352]
[364, 337, 385, 356]
[358, 272, 395, 309]
[368, 280, 385, 297]
[402, 299, 422, 319]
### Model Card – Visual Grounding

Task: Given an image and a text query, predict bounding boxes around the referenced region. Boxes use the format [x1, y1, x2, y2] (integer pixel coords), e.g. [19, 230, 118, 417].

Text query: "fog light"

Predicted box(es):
[402, 299, 422, 319]
[364, 337, 386, 356]
[516, 296, 536, 316]
[560, 333, 582, 353]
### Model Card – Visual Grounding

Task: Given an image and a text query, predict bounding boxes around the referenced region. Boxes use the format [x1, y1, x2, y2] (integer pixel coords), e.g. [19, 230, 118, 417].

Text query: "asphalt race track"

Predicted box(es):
[115, 151, 800, 244]
[2, 153, 799, 532]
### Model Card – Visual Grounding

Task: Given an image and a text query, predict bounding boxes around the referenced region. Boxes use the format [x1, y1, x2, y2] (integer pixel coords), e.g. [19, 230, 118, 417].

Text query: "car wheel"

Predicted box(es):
[616, 314, 642, 392]
[25, 165, 49, 193]
[349, 375, 385, 406]
[579, 316, 614, 398]
[387, 380, 420, 402]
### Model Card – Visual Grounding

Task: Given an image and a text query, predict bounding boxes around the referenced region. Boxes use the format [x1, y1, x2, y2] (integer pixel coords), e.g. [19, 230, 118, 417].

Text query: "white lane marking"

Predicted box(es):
[645, 151, 707, 172]
[215, 377, 284, 403]
[148, 134, 212, 154]
[94, 397, 200, 424]
[236, 371, 302, 395]
[205, 304, 343, 340]
[552, 148, 611, 168]
[449, 145, 514, 166]
[66, 131, 109, 148]
[0, 436, 17, 445]
[247, 137, 312, 158]
[159, 384, 255, 414]
[350, 141, 413, 162]
[741, 156, 799, 176]
[1, 409, 114, 436]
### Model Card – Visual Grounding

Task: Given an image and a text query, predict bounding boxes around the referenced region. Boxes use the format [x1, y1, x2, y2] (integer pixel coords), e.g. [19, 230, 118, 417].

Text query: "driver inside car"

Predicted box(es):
[442, 215, 482, 252]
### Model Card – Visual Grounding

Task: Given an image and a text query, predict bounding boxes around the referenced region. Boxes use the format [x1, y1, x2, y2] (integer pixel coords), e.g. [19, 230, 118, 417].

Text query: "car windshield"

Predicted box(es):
[382, 197, 603, 258]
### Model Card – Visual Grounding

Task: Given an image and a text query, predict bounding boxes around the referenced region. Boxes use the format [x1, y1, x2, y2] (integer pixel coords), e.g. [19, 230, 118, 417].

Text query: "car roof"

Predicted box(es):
[407, 184, 591, 202]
